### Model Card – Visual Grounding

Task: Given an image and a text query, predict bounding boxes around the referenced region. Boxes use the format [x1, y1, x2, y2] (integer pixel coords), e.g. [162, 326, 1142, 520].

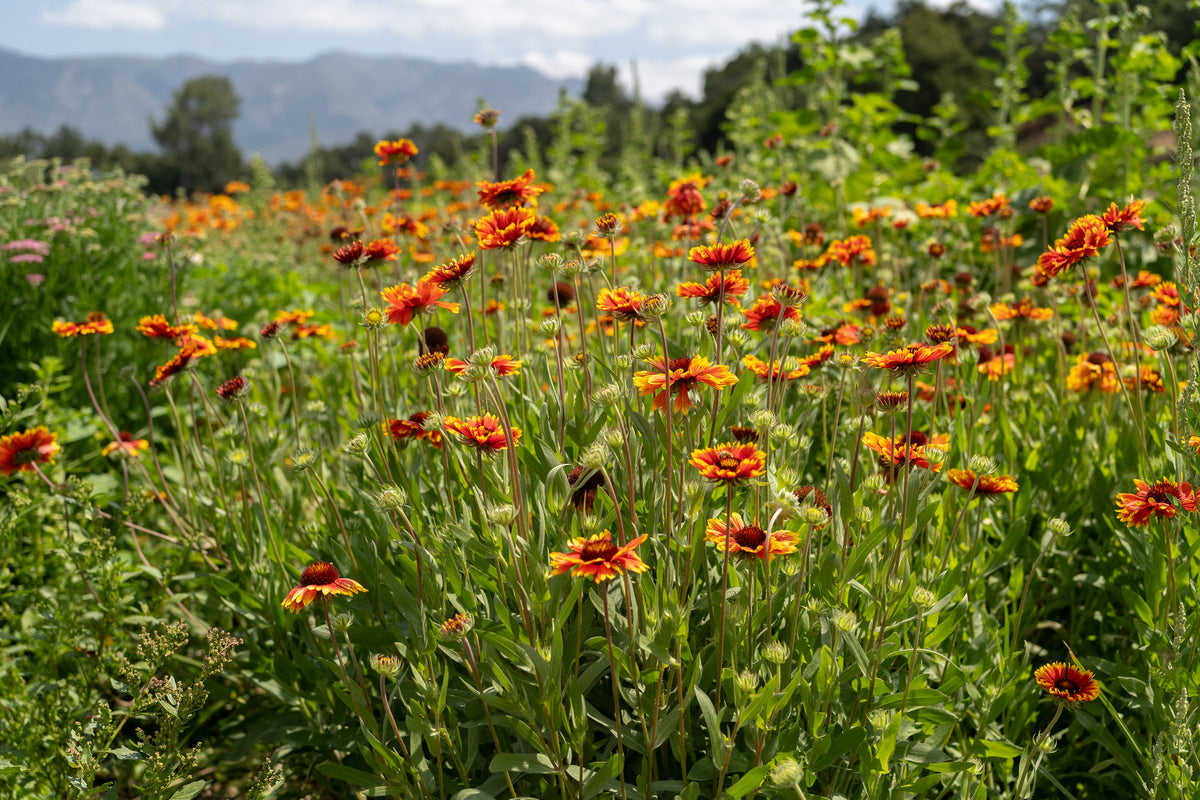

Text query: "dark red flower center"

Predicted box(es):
[579, 540, 618, 562]
[668, 356, 693, 371]
[1145, 482, 1177, 503]
[732, 525, 766, 549]
[1054, 677, 1079, 692]
[300, 562, 340, 587]
[716, 451, 740, 470]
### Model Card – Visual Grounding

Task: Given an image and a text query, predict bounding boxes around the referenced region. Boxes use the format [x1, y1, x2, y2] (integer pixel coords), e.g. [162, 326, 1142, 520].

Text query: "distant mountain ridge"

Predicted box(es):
[0, 46, 581, 163]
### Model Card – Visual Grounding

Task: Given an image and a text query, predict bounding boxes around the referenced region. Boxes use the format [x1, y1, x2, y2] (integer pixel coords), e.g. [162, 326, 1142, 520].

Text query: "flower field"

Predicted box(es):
[3, 6, 1200, 798]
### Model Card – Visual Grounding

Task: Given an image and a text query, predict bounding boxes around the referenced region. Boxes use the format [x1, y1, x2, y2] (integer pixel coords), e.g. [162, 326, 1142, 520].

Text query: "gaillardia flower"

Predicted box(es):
[475, 206, 537, 249]
[863, 342, 954, 373]
[1114, 478, 1197, 527]
[52, 312, 114, 337]
[1035, 214, 1111, 280]
[476, 169, 544, 209]
[689, 442, 767, 484]
[443, 414, 521, 452]
[676, 270, 751, 305]
[705, 513, 799, 561]
[0, 426, 60, 476]
[102, 431, 149, 458]
[632, 354, 738, 413]
[946, 468, 1018, 495]
[1034, 662, 1100, 703]
[282, 562, 367, 612]
[688, 239, 755, 270]
[381, 279, 460, 327]
[550, 530, 648, 582]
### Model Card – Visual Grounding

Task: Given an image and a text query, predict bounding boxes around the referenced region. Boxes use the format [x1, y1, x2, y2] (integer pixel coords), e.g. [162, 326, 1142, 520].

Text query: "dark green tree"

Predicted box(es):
[150, 75, 245, 193]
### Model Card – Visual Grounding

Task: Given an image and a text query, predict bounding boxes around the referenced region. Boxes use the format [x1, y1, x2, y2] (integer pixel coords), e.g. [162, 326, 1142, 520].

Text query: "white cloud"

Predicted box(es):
[41, 0, 166, 30]
[36, 0, 806, 98]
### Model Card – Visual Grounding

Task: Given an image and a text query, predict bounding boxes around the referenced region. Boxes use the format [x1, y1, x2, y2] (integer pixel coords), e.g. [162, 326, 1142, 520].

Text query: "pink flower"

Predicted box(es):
[10, 254, 45, 263]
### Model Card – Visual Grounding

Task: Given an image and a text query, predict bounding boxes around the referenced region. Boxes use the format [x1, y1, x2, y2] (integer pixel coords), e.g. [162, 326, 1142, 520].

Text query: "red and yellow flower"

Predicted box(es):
[676, 270, 750, 305]
[443, 414, 520, 452]
[688, 239, 755, 270]
[946, 468, 1018, 495]
[1034, 662, 1101, 703]
[476, 168, 544, 209]
[705, 513, 799, 561]
[282, 561, 367, 612]
[596, 287, 648, 322]
[381, 279, 460, 327]
[52, 312, 114, 337]
[862, 342, 954, 372]
[1035, 214, 1111, 281]
[741, 295, 801, 332]
[384, 411, 443, 448]
[102, 431, 149, 458]
[550, 530, 648, 582]
[374, 138, 418, 166]
[632, 355, 738, 413]
[689, 442, 766, 484]
[742, 354, 809, 382]
[474, 206, 537, 250]
[1115, 478, 1197, 527]
[0, 426, 60, 476]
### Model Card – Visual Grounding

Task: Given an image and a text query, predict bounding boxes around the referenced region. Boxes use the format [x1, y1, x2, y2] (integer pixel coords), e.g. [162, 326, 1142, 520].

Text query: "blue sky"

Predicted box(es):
[0, 0, 868, 100]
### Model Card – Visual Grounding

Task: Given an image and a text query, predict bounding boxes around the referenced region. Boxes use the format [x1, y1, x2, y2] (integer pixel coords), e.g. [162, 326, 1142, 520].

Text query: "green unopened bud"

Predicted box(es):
[332, 612, 354, 632]
[290, 449, 318, 471]
[642, 294, 669, 318]
[736, 669, 758, 694]
[776, 467, 800, 491]
[772, 423, 798, 446]
[437, 612, 474, 640]
[557, 259, 583, 278]
[803, 506, 830, 527]
[968, 454, 997, 474]
[376, 485, 408, 511]
[854, 505, 873, 523]
[581, 443, 609, 470]
[1144, 325, 1178, 351]
[581, 514, 603, 532]
[685, 310, 708, 327]
[762, 639, 788, 665]
[1047, 517, 1073, 537]
[536, 317, 561, 336]
[537, 252, 564, 271]
[632, 342, 654, 360]
[912, 586, 936, 608]
[357, 412, 383, 430]
[487, 504, 517, 526]
[371, 653, 403, 678]
[603, 427, 625, 448]
[780, 318, 806, 337]
[593, 382, 622, 406]
[770, 758, 803, 787]
[751, 409, 777, 429]
[615, 353, 634, 369]
[740, 179, 762, 201]
[343, 432, 370, 456]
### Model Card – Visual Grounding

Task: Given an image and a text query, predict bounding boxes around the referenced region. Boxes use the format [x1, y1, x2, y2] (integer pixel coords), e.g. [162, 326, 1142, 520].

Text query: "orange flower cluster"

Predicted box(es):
[52, 312, 114, 337]
[1035, 214, 1111, 281]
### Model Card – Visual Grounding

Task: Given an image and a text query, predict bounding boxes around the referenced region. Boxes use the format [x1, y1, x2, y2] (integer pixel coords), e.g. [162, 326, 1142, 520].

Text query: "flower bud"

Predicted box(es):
[371, 653, 402, 678]
[343, 432, 370, 455]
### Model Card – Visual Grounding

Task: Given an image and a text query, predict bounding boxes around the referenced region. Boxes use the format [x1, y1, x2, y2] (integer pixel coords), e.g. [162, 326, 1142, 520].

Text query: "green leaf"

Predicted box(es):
[168, 781, 207, 800]
[976, 738, 1024, 759]
[875, 712, 902, 773]
[316, 763, 385, 788]
[489, 752, 558, 775]
[724, 764, 770, 798]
